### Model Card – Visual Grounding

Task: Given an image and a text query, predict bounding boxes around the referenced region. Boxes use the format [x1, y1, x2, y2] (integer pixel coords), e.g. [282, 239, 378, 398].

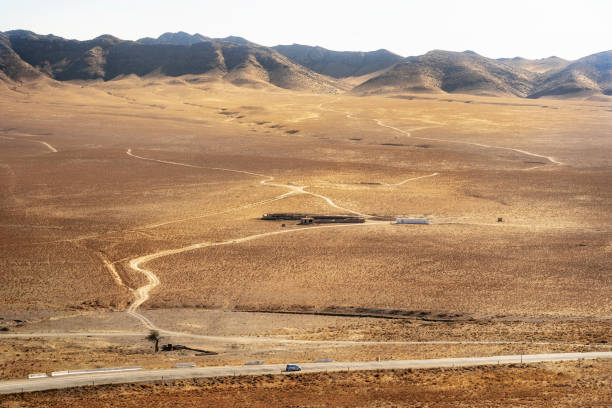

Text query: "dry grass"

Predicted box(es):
[2, 360, 610, 407]
[0, 79, 610, 333]
[1, 310, 609, 380]
[145, 225, 610, 317]
[3, 332, 608, 382]
[260, 318, 612, 344]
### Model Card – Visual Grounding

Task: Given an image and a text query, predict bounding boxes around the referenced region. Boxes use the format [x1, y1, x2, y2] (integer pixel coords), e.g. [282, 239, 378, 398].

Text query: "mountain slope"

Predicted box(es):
[354, 50, 534, 96]
[530, 51, 612, 98]
[497, 56, 570, 74]
[273, 44, 403, 78]
[2, 30, 611, 99]
[2, 31, 342, 93]
[0, 32, 41, 81]
[137, 32, 256, 47]
[137, 31, 210, 46]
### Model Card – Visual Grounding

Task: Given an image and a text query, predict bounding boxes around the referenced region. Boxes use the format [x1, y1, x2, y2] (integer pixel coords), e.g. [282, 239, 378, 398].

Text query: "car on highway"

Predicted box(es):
[284, 364, 302, 372]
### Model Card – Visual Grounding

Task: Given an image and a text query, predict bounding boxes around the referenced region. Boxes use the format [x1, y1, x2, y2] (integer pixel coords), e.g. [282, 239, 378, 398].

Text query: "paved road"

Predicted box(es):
[2, 352, 610, 394]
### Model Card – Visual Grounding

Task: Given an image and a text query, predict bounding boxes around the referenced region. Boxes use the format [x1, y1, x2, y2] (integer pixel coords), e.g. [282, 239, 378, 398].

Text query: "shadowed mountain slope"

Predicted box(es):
[0, 32, 41, 81]
[1, 30, 611, 98]
[1, 31, 341, 93]
[273, 44, 403, 78]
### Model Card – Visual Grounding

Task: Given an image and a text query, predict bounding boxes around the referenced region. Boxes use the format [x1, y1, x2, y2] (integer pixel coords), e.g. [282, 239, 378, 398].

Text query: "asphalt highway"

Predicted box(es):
[1, 351, 610, 394]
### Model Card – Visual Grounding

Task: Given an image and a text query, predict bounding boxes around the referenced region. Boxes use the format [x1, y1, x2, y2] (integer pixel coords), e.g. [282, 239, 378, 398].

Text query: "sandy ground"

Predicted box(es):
[0, 77, 611, 389]
[1, 310, 609, 380]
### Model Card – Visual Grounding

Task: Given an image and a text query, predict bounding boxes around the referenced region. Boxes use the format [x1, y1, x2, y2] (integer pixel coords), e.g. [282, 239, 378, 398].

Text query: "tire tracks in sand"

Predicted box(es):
[372, 119, 562, 167]
[0, 134, 58, 153]
[317, 100, 562, 168]
[126, 221, 387, 330]
[125, 149, 390, 329]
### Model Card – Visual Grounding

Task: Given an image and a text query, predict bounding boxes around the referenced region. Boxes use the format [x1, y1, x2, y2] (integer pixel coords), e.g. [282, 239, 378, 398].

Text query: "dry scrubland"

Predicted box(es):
[1, 78, 610, 315]
[0, 311, 610, 380]
[0, 77, 611, 399]
[1, 360, 610, 407]
[148, 225, 610, 316]
[1, 334, 605, 382]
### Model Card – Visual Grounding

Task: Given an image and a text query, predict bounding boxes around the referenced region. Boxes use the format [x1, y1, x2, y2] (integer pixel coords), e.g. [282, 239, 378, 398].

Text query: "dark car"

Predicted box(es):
[285, 364, 302, 372]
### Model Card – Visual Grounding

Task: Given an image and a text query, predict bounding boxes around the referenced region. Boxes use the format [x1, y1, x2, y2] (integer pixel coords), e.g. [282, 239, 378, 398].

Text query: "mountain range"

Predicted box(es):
[1, 30, 610, 99]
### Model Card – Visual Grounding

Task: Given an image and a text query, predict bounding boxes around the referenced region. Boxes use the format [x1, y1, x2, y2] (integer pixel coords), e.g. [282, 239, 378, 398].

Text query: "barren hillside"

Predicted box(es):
[497, 56, 570, 74]
[354, 50, 535, 96]
[1, 30, 342, 93]
[530, 50, 612, 98]
[137, 31, 211, 46]
[0, 32, 41, 81]
[273, 44, 402, 78]
[2, 30, 612, 99]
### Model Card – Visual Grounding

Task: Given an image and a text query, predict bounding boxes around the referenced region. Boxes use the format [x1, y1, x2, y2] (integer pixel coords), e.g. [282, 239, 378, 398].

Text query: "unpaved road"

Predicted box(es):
[125, 148, 383, 331]
[126, 221, 387, 330]
[372, 119, 563, 166]
[123, 138, 561, 338]
[387, 172, 439, 186]
[126, 148, 367, 216]
[2, 352, 610, 394]
[3, 330, 610, 349]
[0, 135, 57, 153]
[317, 100, 562, 167]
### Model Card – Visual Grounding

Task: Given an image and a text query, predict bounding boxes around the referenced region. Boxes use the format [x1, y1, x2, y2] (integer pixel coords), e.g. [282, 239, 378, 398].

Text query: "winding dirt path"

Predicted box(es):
[117, 101, 560, 337]
[373, 119, 562, 167]
[126, 148, 369, 217]
[96, 251, 130, 290]
[124, 148, 391, 329]
[35, 140, 58, 153]
[386, 172, 439, 186]
[126, 221, 386, 330]
[317, 100, 562, 168]
[122, 107, 561, 333]
[0, 135, 57, 153]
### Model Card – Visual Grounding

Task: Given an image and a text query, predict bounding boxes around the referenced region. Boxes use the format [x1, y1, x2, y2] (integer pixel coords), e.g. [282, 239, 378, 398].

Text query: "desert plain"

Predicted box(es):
[0, 75, 611, 405]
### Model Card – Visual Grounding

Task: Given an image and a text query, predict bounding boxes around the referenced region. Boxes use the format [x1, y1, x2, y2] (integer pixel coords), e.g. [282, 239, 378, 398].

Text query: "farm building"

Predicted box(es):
[298, 215, 364, 224]
[262, 213, 309, 220]
[396, 218, 429, 225]
[262, 213, 365, 224]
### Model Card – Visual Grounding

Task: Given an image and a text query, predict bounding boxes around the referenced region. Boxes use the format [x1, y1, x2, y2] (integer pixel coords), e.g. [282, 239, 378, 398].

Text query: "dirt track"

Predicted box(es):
[126, 147, 386, 330]
[123, 96, 570, 337]
[317, 99, 562, 168]
[3, 329, 610, 349]
[0, 134, 57, 153]
[372, 118, 563, 167]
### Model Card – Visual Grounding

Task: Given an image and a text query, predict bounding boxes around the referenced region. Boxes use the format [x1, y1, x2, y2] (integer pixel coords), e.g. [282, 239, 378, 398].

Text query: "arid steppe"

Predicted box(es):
[0, 76, 611, 403]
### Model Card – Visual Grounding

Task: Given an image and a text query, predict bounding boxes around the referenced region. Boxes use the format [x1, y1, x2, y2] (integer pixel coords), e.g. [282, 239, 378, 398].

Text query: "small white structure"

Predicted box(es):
[396, 218, 429, 225]
[176, 362, 196, 368]
[28, 373, 48, 379]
